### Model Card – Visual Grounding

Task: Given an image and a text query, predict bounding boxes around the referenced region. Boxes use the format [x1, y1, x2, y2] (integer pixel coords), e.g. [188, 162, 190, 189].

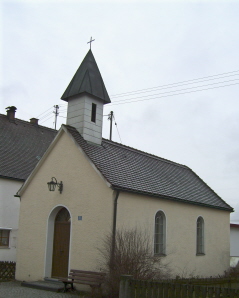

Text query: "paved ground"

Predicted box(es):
[0, 281, 87, 298]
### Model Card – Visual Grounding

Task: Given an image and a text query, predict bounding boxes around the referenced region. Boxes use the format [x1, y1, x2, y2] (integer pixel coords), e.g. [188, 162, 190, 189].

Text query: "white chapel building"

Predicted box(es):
[15, 49, 233, 281]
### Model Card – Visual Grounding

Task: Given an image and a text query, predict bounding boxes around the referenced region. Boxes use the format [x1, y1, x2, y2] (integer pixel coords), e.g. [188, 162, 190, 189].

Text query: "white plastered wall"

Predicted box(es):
[16, 131, 114, 281]
[230, 226, 239, 256]
[0, 178, 22, 261]
[67, 94, 103, 145]
[230, 226, 239, 267]
[116, 192, 231, 278]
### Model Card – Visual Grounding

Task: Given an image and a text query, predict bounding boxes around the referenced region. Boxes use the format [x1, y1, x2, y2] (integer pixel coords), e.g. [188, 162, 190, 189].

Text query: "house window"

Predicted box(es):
[0, 229, 10, 247]
[154, 211, 166, 255]
[91, 103, 97, 123]
[196, 216, 204, 255]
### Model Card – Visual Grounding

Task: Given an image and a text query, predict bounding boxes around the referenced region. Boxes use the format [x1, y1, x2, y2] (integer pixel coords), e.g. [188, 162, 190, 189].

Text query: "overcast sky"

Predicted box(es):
[1, 0, 239, 220]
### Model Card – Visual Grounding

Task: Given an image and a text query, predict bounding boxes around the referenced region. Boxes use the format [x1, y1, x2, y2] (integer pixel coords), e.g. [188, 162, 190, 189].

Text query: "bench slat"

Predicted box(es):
[67, 279, 101, 286]
[69, 274, 104, 281]
[59, 269, 106, 292]
[70, 269, 106, 275]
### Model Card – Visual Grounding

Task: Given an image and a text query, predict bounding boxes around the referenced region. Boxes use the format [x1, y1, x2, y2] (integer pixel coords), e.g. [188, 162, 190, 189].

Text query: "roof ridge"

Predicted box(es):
[102, 137, 188, 169]
[0, 114, 57, 132]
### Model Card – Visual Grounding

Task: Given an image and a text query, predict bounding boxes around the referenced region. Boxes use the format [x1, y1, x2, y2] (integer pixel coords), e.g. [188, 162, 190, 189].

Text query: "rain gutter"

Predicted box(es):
[110, 190, 120, 270]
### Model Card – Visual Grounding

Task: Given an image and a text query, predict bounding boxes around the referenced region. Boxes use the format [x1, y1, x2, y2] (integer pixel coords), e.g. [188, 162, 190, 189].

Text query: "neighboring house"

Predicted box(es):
[0, 107, 57, 261]
[15, 49, 233, 281]
[230, 223, 239, 267]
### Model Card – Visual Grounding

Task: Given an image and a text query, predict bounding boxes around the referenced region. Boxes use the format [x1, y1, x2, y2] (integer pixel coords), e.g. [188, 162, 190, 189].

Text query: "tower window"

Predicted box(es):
[91, 103, 97, 123]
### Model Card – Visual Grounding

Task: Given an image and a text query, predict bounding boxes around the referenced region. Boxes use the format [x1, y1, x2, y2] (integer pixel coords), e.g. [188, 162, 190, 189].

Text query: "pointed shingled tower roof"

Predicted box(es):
[61, 50, 111, 104]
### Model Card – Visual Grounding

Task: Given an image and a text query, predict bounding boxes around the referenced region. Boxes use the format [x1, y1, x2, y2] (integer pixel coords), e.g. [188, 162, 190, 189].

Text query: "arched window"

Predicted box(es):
[154, 211, 166, 255]
[196, 216, 204, 255]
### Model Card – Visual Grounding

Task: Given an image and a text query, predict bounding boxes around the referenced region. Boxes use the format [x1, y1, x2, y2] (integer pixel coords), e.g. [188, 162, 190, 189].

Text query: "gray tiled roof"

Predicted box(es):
[66, 125, 233, 211]
[0, 114, 57, 180]
[61, 50, 111, 104]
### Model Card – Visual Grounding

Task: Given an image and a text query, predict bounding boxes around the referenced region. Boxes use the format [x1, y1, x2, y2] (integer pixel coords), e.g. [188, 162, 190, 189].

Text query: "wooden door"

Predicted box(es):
[51, 208, 71, 278]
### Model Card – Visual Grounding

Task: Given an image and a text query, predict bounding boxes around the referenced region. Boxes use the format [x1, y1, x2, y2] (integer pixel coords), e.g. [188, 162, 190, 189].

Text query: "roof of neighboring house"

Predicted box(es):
[0, 113, 57, 180]
[231, 224, 239, 228]
[61, 50, 111, 104]
[66, 125, 233, 212]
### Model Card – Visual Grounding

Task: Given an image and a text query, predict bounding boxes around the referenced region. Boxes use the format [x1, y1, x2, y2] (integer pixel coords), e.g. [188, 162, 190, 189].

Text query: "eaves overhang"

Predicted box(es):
[61, 91, 107, 104]
[0, 175, 25, 182]
[111, 185, 234, 212]
[230, 223, 239, 228]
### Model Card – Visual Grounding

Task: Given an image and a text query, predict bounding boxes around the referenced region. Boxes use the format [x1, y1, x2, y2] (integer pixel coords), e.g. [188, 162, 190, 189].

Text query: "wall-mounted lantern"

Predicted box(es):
[47, 177, 63, 194]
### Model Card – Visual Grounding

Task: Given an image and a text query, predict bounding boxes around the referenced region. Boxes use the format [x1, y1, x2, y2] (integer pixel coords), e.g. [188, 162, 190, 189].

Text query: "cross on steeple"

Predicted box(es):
[87, 37, 95, 49]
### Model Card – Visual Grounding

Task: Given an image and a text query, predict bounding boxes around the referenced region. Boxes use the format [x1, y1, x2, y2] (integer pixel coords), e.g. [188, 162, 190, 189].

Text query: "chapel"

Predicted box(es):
[15, 49, 233, 281]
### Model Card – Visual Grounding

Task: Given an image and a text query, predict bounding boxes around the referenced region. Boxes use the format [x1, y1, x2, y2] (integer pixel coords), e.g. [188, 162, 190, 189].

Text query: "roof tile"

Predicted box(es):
[66, 125, 233, 211]
[0, 114, 57, 180]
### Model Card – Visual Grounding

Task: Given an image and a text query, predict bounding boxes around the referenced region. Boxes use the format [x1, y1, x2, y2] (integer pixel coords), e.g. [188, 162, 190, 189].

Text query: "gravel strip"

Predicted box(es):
[0, 281, 84, 298]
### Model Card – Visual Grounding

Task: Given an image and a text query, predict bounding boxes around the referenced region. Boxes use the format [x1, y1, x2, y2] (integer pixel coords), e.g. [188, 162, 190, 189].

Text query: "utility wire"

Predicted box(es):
[111, 78, 239, 104]
[40, 114, 55, 124]
[39, 111, 53, 120]
[37, 107, 53, 118]
[111, 70, 239, 98]
[37, 105, 67, 120]
[36, 70, 239, 117]
[113, 114, 122, 144]
[112, 73, 239, 98]
[109, 82, 239, 106]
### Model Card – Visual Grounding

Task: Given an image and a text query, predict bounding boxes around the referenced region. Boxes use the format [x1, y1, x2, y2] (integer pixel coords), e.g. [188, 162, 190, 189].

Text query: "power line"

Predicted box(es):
[111, 78, 239, 104]
[113, 114, 122, 144]
[40, 114, 55, 125]
[35, 70, 239, 116]
[112, 73, 239, 99]
[36, 106, 53, 118]
[111, 70, 239, 98]
[110, 82, 239, 106]
[39, 111, 53, 120]
[37, 105, 67, 120]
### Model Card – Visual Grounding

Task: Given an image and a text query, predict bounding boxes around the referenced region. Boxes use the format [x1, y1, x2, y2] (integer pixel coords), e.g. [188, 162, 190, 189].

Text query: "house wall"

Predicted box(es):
[0, 178, 22, 261]
[16, 131, 114, 281]
[230, 226, 239, 267]
[117, 192, 231, 278]
[230, 226, 239, 256]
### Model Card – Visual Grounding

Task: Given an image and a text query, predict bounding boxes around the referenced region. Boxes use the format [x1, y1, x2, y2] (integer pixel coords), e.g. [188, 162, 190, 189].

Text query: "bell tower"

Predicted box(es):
[61, 50, 111, 145]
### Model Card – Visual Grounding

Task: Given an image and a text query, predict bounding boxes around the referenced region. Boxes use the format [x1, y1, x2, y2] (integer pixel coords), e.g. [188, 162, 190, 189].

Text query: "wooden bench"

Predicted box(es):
[59, 269, 106, 294]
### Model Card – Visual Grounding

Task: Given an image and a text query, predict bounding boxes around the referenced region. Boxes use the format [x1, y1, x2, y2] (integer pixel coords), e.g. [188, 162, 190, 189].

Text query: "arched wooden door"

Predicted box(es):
[51, 208, 71, 278]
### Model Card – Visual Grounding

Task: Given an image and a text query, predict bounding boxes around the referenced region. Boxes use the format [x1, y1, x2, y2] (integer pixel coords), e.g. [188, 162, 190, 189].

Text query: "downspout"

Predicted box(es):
[110, 190, 120, 271]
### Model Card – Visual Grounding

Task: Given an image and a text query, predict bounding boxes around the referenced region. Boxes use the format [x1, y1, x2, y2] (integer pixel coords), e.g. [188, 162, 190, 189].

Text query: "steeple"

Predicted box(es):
[61, 50, 110, 104]
[62, 50, 111, 145]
